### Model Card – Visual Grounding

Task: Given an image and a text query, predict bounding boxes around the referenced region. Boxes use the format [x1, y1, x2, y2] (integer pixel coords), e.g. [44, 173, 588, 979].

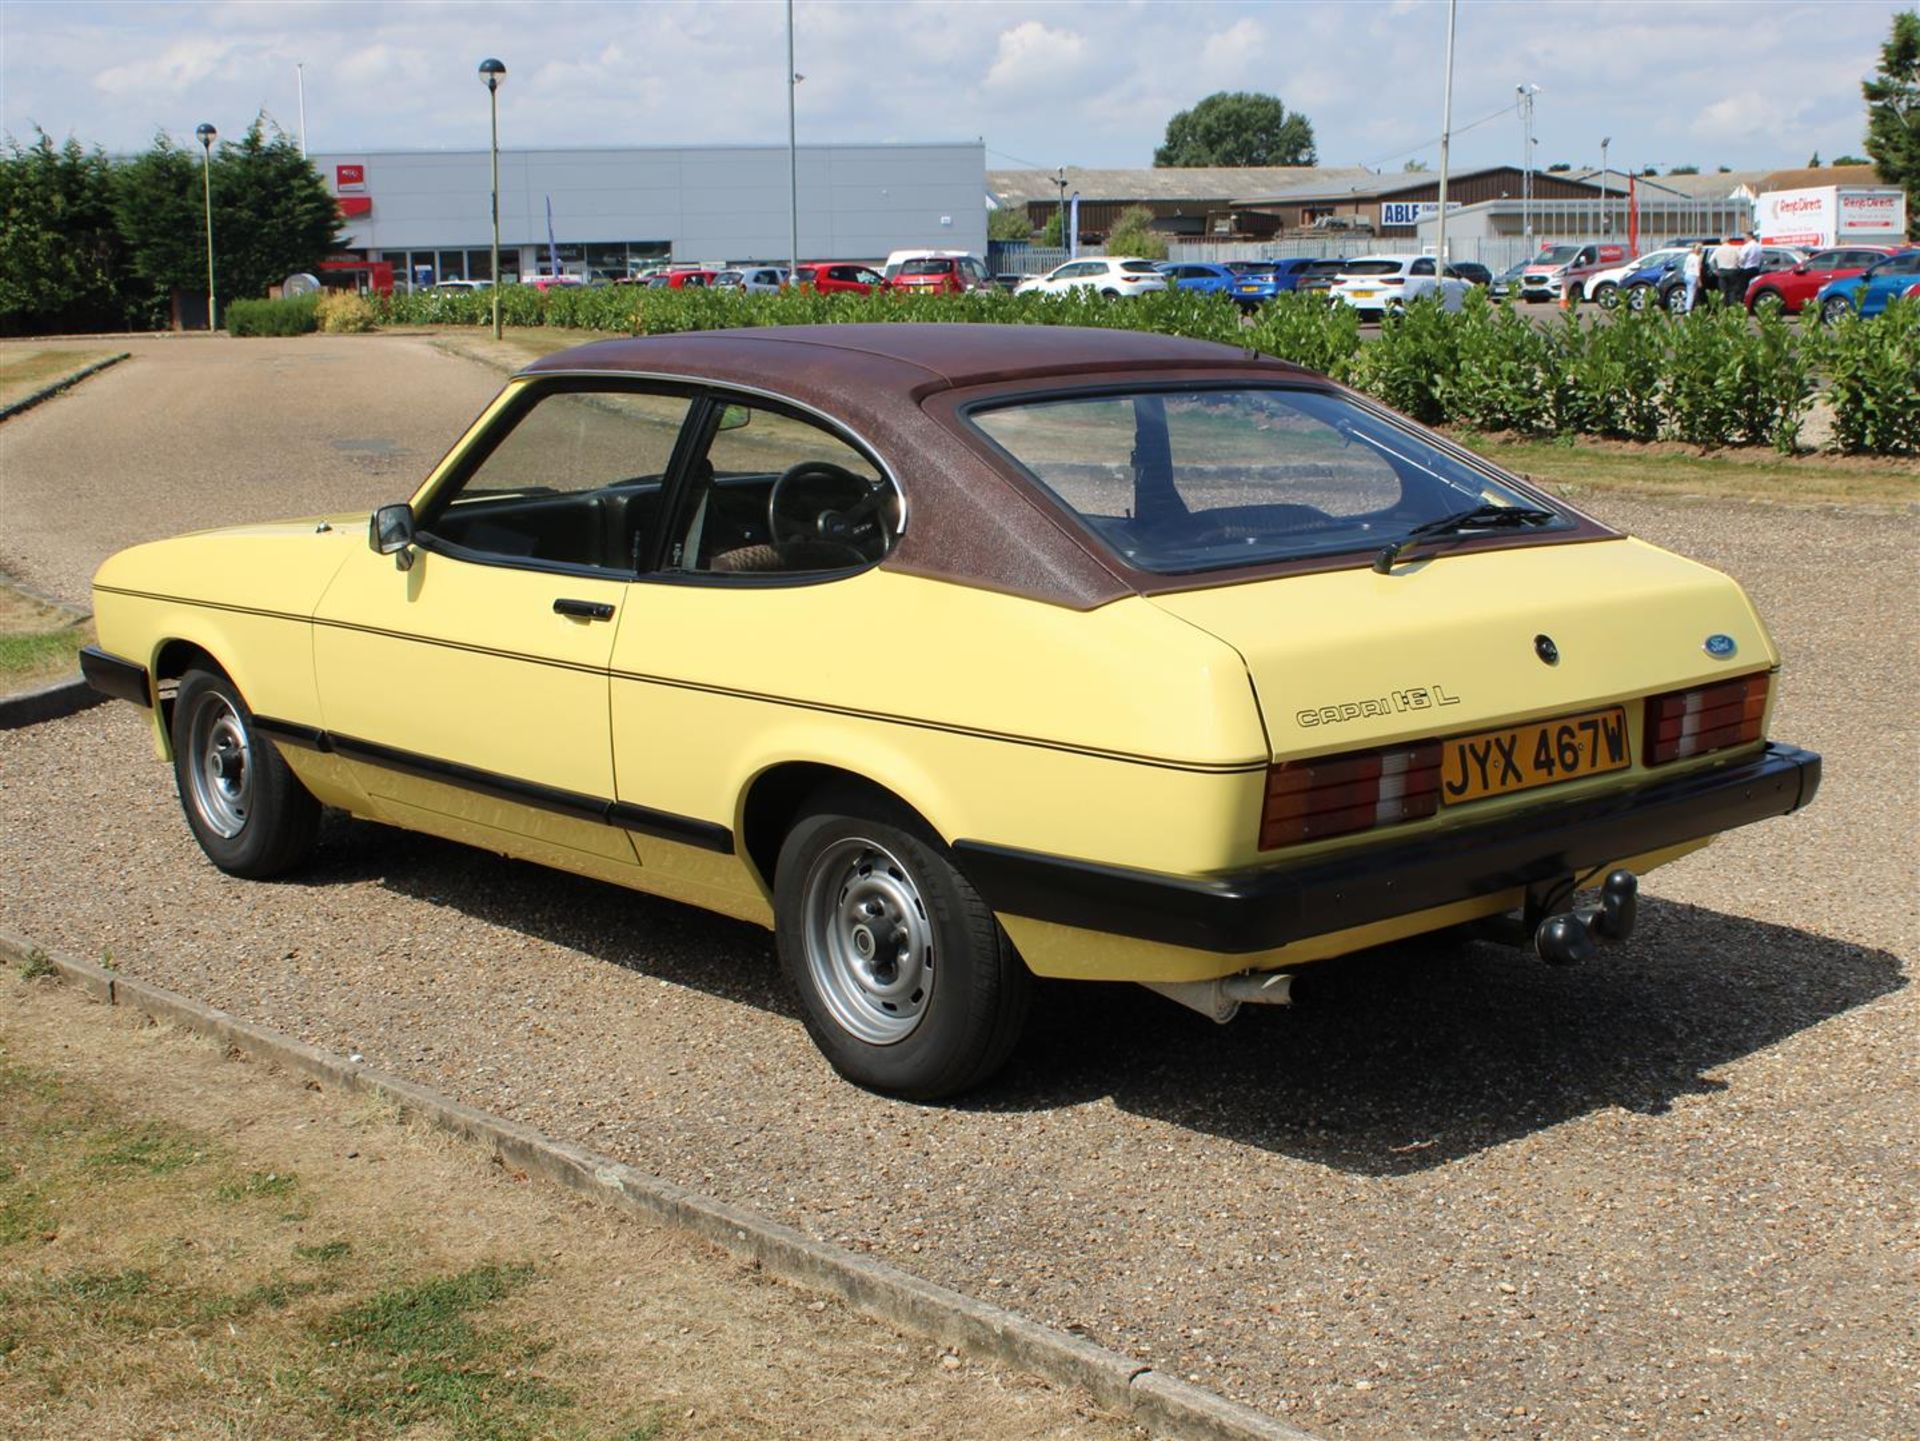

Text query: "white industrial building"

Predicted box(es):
[309, 142, 988, 287]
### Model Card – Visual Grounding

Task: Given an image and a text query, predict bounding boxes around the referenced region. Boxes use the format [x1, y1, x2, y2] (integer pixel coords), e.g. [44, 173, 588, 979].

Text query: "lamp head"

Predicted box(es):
[479, 58, 506, 93]
[195, 122, 216, 151]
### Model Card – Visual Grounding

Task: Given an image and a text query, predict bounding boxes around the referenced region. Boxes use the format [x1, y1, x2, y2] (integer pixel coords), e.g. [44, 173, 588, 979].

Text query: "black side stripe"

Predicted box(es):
[253, 717, 734, 854]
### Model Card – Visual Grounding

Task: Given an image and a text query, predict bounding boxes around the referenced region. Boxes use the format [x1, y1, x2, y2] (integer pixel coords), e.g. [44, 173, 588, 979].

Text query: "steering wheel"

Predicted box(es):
[768, 461, 892, 566]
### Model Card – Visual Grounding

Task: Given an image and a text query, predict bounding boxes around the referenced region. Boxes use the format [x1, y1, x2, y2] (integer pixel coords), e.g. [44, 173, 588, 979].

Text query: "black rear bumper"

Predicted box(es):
[954, 743, 1821, 955]
[80, 645, 152, 707]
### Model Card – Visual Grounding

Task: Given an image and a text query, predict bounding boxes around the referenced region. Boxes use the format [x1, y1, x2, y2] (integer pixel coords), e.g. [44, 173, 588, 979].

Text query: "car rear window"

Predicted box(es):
[1120, 260, 1162, 274]
[968, 387, 1562, 575]
[1340, 260, 1403, 276]
[899, 259, 956, 276]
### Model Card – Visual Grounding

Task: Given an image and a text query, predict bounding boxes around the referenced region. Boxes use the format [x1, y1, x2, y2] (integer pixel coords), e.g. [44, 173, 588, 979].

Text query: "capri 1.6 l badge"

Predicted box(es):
[1703, 633, 1738, 659]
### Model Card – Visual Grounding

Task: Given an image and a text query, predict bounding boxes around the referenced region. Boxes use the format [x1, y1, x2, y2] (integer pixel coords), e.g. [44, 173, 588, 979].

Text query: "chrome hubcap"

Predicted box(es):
[187, 693, 251, 838]
[801, 837, 933, 1045]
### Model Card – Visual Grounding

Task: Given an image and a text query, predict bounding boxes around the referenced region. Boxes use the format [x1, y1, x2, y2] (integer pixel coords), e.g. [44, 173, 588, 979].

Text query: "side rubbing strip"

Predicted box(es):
[252, 719, 735, 855]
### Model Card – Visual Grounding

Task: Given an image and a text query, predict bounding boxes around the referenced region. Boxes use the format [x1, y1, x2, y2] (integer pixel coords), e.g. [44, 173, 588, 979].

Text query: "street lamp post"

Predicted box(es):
[1600, 136, 1611, 234]
[195, 123, 217, 331]
[1516, 84, 1539, 244]
[479, 59, 506, 340]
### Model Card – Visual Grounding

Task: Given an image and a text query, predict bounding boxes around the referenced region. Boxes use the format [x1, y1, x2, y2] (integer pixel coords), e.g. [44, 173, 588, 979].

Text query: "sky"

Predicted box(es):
[0, 0, 1904, 177]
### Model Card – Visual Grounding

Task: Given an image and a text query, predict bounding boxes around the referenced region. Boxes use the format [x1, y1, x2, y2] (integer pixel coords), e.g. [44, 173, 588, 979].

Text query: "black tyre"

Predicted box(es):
[1663, 285, 1689, 314]
[1626, 284, 1651, 312]
[170, 667, 320, 878]
[1594, 282, 1620, 310]
[1750, 288, 1786, 317]
[1819, 294, 1854, 324]
[774, 796, 1029, 1099]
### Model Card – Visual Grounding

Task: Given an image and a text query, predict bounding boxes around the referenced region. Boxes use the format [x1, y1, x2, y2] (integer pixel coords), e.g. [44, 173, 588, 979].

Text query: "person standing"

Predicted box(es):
[1712, 235, 1743, 308]
[1682, 243, 1705, 312]
[1734, 231, 1763, 311]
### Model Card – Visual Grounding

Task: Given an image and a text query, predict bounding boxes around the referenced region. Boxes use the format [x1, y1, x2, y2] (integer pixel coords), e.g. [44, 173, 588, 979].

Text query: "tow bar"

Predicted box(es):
[1532, 869, 1639, 965]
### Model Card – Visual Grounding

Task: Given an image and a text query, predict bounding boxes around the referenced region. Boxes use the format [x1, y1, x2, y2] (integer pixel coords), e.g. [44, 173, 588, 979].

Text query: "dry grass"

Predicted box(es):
[0, 582, 91, 697]
[0, 349, 118, 410]
[0, 979, 1132, 1441]
[1449, 434, 1919, 508]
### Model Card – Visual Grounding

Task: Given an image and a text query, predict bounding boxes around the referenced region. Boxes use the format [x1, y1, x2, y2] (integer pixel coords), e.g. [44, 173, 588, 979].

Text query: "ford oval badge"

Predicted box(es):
[1704, 633, 1737, 659]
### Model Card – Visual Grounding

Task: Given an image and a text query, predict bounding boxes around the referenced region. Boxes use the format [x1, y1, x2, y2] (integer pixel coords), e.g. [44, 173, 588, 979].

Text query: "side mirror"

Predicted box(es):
[370, 503, 416, 570]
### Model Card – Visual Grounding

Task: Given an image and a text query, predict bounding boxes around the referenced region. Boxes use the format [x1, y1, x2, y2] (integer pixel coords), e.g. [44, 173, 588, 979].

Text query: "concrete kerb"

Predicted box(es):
[0, 351, 132, 423]
[0, 676, 105, 730]
[0, 929, 1323, 1441]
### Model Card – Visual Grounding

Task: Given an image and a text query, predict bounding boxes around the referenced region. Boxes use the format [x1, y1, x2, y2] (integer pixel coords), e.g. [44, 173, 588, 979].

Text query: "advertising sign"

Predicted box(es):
[1757, 187, 1834, 248]
[335, 163, 366, 192]
[1838, 188, 1906, 239]
[1381, 200, 1463, 227]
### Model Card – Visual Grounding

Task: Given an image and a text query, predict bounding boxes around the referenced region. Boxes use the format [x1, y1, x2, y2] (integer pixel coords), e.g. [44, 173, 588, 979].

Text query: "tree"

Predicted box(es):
[1104, 205, 1167, 260]
[1833, 154, 1871, 166]
[115, 116, 340, 320]
[0, 129, 132, 334]
[1153, 92, 1316, 167]
[1669, 164, 1700, 175]
[1402, 159, 1430, 173]
[1863, 8, 1920, 237]
[1808, 151, 1823, 167]
[1038, 209, 1064, 247]
[1547, 161, 1572, 173]
[987, 205, 1032, 242]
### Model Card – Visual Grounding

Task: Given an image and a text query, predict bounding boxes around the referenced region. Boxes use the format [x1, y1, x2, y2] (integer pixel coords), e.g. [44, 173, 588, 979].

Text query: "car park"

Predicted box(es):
[1291, 259, 1351, 297]
[1156, 262, 1241, 296]
[1653, 246, 1803, 313]
[1745, 245, 1903, 315]
[1814, 248, 1920, 320]
[1578, 247, 1687, 310]
[1448, 261, 1493, 287]
[80, 323, 1820, 1099]
[1622, 253, 1688, 311]
[1518, 242, 1629, 302]
[793, 262, 886, 295]
[1225, 258, 1330, 308]
[1326, 255, 1473, 318]
[889, 255, 993, 295]
[1014, 257, 1169, 297]
[714, 266, 791, 294]
[1488, 259, 1530, 300]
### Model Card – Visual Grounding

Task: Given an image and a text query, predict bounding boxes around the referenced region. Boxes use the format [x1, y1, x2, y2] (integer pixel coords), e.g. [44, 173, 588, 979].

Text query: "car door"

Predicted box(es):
[604, 391, 908, 918]
[313, 381, 698, 872]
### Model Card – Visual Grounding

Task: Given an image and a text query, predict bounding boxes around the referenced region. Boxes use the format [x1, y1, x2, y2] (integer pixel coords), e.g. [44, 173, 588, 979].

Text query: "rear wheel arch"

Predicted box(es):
[741, 763, 938, 894]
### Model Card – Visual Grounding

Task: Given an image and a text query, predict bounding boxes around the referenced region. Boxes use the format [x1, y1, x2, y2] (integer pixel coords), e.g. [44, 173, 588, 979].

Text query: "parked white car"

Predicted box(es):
[1014, 257, 1169, 298]
[1326, 255, 1473, 319]
[714, 266, 790, 294]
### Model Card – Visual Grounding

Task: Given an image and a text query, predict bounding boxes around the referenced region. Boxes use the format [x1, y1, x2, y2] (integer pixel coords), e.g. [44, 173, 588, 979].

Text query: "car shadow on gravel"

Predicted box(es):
[989, 898, 1905, 1173]
[302, 817, 1903, 1175]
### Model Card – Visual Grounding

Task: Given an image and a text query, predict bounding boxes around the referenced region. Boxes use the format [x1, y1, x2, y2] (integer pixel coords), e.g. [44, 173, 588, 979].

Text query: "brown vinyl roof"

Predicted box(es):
[521, 324, 1317, 610]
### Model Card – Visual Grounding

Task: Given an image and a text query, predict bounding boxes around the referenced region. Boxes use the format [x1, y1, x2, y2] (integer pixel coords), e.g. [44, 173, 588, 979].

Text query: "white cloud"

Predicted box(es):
[983, 21, 1087, 92]
[93, 37, 237, 98]
[1200, 18, 1267, 75]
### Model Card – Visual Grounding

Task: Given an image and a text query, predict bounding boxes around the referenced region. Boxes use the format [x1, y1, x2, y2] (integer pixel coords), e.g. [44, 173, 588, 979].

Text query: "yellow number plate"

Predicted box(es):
[1439, 706, 1630, 805]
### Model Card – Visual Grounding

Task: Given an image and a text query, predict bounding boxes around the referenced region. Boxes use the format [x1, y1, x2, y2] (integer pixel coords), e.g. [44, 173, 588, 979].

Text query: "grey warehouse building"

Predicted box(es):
[310, 142, 988, 287]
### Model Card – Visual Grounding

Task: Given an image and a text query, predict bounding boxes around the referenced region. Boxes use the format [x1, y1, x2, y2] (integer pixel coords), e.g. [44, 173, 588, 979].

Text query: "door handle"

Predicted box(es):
[553, 598, 615, 621]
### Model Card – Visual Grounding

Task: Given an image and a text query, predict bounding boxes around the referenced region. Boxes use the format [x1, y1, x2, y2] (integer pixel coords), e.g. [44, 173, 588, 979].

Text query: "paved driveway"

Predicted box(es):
[2, 333, 1914, 1440]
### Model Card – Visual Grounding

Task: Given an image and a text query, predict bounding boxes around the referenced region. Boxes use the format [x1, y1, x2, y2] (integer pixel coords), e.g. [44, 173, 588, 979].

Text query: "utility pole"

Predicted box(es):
[1517, 84, 1539, 244]
[1599, 136, 1611, 234]
[1435, 0, 1457, 266]
[787, 0, 799, 281]
[297, 63, 307, 157]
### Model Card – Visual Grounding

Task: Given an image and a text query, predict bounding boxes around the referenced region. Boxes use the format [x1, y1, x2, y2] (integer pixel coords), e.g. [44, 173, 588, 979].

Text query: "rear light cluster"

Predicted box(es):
[1260, 741, 1443, 850]
[1643, 672, 1769, 766]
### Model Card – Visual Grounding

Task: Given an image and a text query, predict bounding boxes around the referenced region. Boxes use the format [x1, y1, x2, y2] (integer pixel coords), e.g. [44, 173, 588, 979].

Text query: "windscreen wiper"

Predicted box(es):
[1372, 503, 1558, 574]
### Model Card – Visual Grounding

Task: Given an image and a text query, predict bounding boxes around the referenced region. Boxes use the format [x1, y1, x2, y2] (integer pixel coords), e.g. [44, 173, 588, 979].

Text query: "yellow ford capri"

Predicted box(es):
[82, 324, 1821, 1098]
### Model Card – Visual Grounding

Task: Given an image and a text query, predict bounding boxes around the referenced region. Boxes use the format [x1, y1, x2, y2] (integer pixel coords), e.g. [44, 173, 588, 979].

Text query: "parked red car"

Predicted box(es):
[638, 268, 720, 290]
[888, 255, 993, 295]
[792, 262, 885, 295]
[1744, 246, 1904, 315]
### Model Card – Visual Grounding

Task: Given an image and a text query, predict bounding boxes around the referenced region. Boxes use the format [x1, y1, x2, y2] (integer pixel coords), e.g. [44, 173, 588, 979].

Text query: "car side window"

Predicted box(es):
[418, 385, 693, 573]
[1412, 258, 1435, 276]
[663, 400, 901, 577]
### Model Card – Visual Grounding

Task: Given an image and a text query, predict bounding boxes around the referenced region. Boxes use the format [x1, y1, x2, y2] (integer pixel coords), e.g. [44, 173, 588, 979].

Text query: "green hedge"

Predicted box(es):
[224, 293, 320, 337]
[375, 284, 1915, 456]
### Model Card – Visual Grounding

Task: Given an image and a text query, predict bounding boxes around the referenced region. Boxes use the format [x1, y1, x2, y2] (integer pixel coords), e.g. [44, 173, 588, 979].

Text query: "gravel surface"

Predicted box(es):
[2, 334, 1915, 1440]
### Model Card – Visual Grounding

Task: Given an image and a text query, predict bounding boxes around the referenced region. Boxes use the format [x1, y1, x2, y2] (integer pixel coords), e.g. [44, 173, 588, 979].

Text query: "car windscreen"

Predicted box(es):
[967, 387, 1564, 575]
[1532, 246, 1583, 266]
[1339, 260, 1403, 276]
[899, 259, 956, 276]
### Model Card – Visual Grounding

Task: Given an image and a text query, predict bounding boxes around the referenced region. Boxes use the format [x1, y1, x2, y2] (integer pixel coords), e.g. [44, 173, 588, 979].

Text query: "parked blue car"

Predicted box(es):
[1814, 249, 1920, 322]
[1622, 254, 1688, 311]
[1227, 257, 1331, 308]
[1156, 262, 1240, 297]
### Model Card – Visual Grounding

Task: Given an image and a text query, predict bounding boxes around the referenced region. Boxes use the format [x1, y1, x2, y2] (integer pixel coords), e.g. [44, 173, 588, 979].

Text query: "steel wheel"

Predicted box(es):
[169, 667, 320, 878]
[799, 835, 935, 1045]
[184, 686, 252, 839]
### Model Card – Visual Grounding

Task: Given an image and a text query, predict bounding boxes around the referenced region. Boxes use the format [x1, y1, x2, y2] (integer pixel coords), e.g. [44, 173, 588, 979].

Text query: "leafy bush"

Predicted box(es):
[1243, 293, 1360, 380]
[1104, 205, 1169, 261]
[223, 293, 319, 337]
[1347, 294, 1461, 424]
[316, 291, 376, 334]
[1663, 306, 1812, 451]
[1435, 292, 1559, 435]
[1561, 306, 1668, 440]
[1810, 298, 1920, 454]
